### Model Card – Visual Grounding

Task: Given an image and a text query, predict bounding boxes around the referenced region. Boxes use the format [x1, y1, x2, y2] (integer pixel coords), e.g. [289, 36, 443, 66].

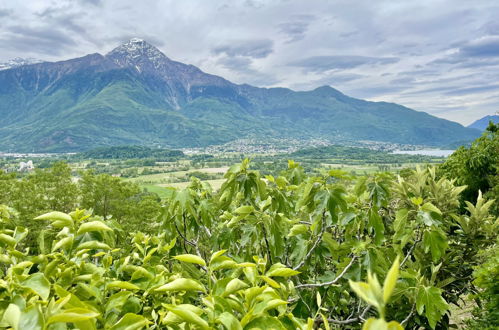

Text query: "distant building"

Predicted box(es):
[19, 160, 34, 172]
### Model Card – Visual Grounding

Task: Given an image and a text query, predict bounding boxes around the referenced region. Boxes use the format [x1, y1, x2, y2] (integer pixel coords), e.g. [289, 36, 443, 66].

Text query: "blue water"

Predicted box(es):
[392, 149, 455, 157]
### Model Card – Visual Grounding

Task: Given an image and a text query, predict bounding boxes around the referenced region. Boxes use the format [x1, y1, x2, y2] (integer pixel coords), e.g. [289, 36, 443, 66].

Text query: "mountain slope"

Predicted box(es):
[0, 38, 480, 152]
[468, 115, 499, 131]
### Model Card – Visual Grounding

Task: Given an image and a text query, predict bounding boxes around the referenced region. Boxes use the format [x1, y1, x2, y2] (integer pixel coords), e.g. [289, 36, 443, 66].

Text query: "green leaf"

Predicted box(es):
[77, 221, 113, 236]
[0, 233, 16, 247]
[173, 254, 206, 266]
[368, 209, 385, 245]
[288, 224, 308, 237]
[349, 279, 382, 310]
[410, 197, 423, 206]
[107, 281, 140, 290]
[421, 202, 442, 215]
[1, 304, 21, 330]
[209, 249, 227, 264]
[383, 257, 399, 303]
[19, 305, 44, 330]
[416, 286, 449, 329]
[155, 278, 206, 292]
[106, 292, 133, 314]
[163, 304, 203, 325]
[52, 236, 74, 252]
[223, 278, 248, 297]
[266, 267, 300, 277]
[168, 306, 209, 329]
[423, 229, 448, 262]
[76, 241, 111, 251]
[47, 308, 100, 325]
[34, 212, 73, 225]
[110, 313, 149, 330]
[21, 273, 50, 301]
[218, 312, 242, 330]
[234, 205, 254, 215]
[244, 316, 286, 330]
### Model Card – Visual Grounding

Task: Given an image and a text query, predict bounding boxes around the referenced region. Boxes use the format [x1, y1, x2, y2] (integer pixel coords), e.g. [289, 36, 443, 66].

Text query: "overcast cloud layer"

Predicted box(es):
[1, 0, 498, 125]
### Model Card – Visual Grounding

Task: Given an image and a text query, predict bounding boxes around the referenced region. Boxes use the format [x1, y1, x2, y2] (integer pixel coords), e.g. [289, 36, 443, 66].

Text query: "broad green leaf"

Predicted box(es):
[410, 197, 423, 206]
[110, 313, 149, 330]
[168, 307, 209, 329]
[173, 254, 206, 266]
[0, 233, 16, 247]
[223, 278, 248, 296]
[258, 275, 280, 289]
[362, 318, 403, 330]
[47, 308, 100, 325]
[218, 312, 242, 330]
[244, 316, 286, 330]
[423, 229, 448, 262]
[155, 278, 206, 292]
[21, 273, 50, 301]
[34, 212, 73, 225]
[107, 281, 140, 290]
[2, 304, 20, 330]
[76, 241, 111, 251]
[210, 249, 227, 264]
[266, 267, 300, 277]
[383, 256, 399, 303]
[19, 305, 44, 330]
[416, 286, 449, 329]
[163, 304, 203, 325]
[349, 280, 381, 310]
[421, 202, 442, 215]
[106, 292, 133, 314]
[234, 205, 254, 215]
[288, 224, 308, 237]
[52, 236, 74, 252]
[77, 221, 113, 236]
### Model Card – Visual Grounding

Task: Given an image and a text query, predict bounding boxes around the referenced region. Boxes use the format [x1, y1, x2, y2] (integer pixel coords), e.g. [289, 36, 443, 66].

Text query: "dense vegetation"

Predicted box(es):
[0, 130, 497, 329]
[81, 146, 184, 160]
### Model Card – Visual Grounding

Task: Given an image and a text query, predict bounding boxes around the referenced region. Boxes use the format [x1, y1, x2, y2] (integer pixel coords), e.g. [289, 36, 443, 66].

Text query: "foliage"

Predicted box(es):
[466, 242, 499, 329]
[0, 158, 496, 329]
[439, 122, 499, 215]
[80, 146, 184, 160]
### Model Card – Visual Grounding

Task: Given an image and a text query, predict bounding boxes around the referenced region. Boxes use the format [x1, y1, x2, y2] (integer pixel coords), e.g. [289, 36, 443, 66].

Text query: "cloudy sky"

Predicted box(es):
[1, 0, 498, 125]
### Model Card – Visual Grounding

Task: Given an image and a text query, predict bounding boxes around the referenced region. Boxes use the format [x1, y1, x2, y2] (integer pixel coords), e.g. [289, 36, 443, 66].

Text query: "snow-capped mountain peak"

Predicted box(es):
[0, 57, 44, 71]
[106, 38, 168, 70]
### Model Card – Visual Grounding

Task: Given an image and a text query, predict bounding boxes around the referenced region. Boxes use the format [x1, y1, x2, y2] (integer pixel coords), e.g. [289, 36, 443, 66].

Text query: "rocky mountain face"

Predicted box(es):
[0, 39, 481, 152]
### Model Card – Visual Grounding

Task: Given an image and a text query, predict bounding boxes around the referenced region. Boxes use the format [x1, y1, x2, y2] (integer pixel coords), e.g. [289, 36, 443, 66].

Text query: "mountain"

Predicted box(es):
[0, 57, 43, 71]
[468, 115, 499, 131]
[0, 38, 481, 152]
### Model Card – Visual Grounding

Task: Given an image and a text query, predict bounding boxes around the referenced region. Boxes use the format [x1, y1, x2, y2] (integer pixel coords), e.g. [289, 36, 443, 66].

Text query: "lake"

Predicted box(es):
[392, 149, 455, 157]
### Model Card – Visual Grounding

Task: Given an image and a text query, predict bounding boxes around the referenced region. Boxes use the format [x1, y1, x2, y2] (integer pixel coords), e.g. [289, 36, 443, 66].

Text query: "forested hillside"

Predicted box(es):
[0, 125, 497, 329]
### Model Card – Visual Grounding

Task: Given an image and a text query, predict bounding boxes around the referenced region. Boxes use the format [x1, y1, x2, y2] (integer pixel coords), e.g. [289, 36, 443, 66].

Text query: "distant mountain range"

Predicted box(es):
[0, 38, 481, 152]
[468, 115, 499, 131]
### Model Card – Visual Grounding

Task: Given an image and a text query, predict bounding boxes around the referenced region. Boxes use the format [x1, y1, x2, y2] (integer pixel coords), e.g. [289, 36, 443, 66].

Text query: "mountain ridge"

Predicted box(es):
[468, 115, 499, 131]
[0, 38, 480, 152]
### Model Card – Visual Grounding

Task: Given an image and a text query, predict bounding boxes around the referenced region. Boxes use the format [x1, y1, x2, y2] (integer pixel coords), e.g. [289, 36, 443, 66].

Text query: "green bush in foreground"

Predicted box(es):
[0, 160, 497, 329]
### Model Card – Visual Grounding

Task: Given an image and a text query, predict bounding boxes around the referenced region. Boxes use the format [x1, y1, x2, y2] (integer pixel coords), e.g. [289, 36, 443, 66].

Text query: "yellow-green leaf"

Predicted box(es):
[77, 221, 113, 236]
[155, 278, 205, 292]
[383, 256, 400, 303]
[168, 307, 209, 329]
[110, 313, 150, 330]
[173, 254, 206, 266]
[47, 308, 99, 325]
[107, 281, 140, 290]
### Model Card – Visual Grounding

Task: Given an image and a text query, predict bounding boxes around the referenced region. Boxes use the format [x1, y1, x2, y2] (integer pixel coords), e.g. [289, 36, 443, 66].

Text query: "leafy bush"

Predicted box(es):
[0, 159, 496, 329]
